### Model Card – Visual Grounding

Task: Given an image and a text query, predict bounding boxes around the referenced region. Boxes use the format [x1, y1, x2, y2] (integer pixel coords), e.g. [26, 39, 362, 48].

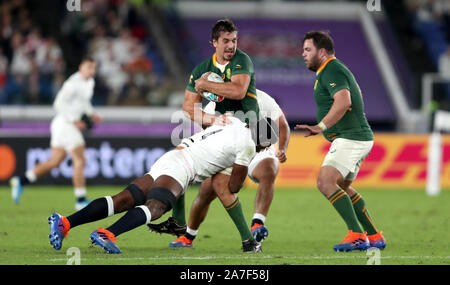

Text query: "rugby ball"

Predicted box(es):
[202, 72, 225, 102]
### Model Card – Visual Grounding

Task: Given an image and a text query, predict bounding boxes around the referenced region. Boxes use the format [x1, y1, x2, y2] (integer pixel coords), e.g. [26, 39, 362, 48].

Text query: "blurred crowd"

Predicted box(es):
[0, 0, 171, 106]
[406, 0, 450, 107]
[0, 0, 65, 104]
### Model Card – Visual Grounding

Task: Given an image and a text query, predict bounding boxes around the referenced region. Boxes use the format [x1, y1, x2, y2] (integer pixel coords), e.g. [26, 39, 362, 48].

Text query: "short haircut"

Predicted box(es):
[211, 19, 237, 42]
[80, 56, 95, 65]
[303, 31, 335, 55]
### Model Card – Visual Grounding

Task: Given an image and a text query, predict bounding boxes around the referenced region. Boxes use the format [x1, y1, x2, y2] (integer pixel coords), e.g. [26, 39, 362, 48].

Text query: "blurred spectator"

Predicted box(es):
[438, 45, 450, 109]
[438, 46, 450, 77]
[0, 48, 7, 90]
[10, 32, 32, 77]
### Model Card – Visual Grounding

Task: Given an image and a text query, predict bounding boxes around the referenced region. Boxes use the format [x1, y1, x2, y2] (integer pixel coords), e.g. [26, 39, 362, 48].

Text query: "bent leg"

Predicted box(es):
[66, 174, 154, 229]
[212, 173, 253, 242]
[33, 147, 67, 180]
[251, 158, 278, 221]
[105, 175, 183, 237]
[318, 166, 363, 233]
[188, 178, 217, 230]
[339, 180, 379, 236]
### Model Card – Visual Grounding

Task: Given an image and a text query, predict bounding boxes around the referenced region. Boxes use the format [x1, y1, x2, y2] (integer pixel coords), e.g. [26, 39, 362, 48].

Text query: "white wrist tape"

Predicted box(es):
[317, 121, 328, 131]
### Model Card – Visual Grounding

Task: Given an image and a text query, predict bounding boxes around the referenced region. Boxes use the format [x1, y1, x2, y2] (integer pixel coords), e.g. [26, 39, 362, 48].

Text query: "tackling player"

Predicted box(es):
[295, 31, 386, 252]
[10, 57, 102, 210]
[47, 117, 277, 254]
[149, 89, 290, 247]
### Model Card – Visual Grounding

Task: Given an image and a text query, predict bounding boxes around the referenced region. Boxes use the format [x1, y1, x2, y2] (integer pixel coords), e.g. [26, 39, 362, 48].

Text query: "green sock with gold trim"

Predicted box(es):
[328, 189, 364, 234]
[350, 193, 378, 235]
[225, 197, 253, 241]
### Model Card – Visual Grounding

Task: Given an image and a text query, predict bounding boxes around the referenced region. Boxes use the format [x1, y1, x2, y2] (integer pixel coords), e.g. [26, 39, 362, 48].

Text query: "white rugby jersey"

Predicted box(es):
[53, 71, 95, 122]
[182, 117, 256, 182]
[203, 89, 283, 121]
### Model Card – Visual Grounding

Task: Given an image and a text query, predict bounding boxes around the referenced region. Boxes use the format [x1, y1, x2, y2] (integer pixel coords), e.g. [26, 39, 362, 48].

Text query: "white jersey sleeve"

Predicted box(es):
[232, 125, 256, 166]
[256, 89, 283, 121]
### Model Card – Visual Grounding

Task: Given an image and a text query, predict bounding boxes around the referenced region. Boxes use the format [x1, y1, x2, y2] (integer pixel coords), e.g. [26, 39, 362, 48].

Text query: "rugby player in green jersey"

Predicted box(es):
[161, 19, 261, 251]
[295, 31, 386, 252]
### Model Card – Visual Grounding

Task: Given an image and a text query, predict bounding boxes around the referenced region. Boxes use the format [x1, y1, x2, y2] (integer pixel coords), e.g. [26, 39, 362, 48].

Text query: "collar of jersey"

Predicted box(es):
[212, 53, 230, 68]
[316, 56, 336, 75]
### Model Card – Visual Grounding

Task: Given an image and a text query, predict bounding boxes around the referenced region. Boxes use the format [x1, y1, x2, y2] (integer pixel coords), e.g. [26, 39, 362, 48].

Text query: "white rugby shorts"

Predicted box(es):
[322, 138, 373, 181]
[50, 116, 85, 152]
[147, 149, 195, 194]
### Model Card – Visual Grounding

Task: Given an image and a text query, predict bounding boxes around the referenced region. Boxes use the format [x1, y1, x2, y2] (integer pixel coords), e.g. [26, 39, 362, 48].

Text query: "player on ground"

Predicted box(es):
[295, 31, 386, 252]
[149, 89, 290, 247]
[47, 117, 276, 254]
[10, 57, 101, 210]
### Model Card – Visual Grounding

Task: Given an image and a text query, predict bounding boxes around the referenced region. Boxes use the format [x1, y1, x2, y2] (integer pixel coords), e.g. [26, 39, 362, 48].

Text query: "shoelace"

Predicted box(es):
[97, 230, 117, 243]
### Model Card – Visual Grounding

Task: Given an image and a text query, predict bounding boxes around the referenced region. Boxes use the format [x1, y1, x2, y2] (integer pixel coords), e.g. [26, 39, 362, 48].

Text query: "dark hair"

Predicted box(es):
[80, 56, 95, 65]
[303, 31, 335, 55]
[211, 19, 237, 42]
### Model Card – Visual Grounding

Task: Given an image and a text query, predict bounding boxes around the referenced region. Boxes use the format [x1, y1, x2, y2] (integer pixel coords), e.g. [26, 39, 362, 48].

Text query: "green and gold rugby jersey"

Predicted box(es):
[186, 48, 259, 121]
[313, 57, 373, 142]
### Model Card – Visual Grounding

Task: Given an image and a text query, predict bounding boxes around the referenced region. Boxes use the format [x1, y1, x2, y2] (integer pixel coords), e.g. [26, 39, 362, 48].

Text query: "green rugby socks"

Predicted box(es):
[350, 193, 378, 235]
[328, 189, 364, 233]
[225, 197, 253, 241]
[171, 193, 186, 226]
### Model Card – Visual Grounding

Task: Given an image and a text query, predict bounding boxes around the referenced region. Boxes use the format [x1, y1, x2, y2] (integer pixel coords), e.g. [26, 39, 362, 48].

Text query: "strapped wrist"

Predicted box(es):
[317, 121, 328, 131]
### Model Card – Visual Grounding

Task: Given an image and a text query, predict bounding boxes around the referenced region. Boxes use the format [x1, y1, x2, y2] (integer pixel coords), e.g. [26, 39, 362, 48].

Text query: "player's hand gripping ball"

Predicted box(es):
[201, 72, 225, 102]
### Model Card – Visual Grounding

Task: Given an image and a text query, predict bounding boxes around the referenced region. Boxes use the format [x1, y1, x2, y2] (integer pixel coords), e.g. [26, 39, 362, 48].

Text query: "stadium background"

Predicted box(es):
[0, 0, 449, 266]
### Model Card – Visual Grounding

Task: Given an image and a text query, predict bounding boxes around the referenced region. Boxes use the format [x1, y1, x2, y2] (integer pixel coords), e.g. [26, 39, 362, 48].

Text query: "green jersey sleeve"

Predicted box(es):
[186, 64, 204, 93]
[321, 69, 350, 97]
[231, 52, 254, 76]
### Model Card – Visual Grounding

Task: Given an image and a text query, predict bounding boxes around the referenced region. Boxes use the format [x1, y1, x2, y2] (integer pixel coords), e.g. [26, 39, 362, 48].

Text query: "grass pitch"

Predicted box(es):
[0, 185, 449, 265]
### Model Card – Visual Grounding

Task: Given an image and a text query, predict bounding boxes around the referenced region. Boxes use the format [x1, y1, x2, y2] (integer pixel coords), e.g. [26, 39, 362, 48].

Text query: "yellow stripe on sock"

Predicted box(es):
[352, 195, 362, 205]
[225, 199, 240, 211]
[351, 193, 360, 201]
[328, 190, 345, 202]
[363, 206, 378, 233]
[330, 192, 347, 205]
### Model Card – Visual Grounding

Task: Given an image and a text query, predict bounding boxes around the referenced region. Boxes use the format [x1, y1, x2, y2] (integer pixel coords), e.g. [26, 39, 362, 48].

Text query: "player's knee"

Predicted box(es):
[256, 168, 277, 184]
[252, 160, 278, 183]
[125, 184, 147, 207]
[72, 156, 85, 168]
[145, 187, 177, 219]
[316, 176, 334, 193]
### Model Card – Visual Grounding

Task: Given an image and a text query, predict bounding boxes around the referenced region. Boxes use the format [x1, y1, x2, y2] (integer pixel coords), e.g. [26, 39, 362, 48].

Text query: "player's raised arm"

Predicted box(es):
[275, 113, 290, 163]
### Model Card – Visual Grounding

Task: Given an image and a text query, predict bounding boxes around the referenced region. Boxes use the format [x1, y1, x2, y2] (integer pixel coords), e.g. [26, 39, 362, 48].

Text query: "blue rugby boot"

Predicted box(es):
[48, 213, 70, 250]
[333, 230, 370, 252]
[90, 228, 121, 254]
[251, 223, 269, 242]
